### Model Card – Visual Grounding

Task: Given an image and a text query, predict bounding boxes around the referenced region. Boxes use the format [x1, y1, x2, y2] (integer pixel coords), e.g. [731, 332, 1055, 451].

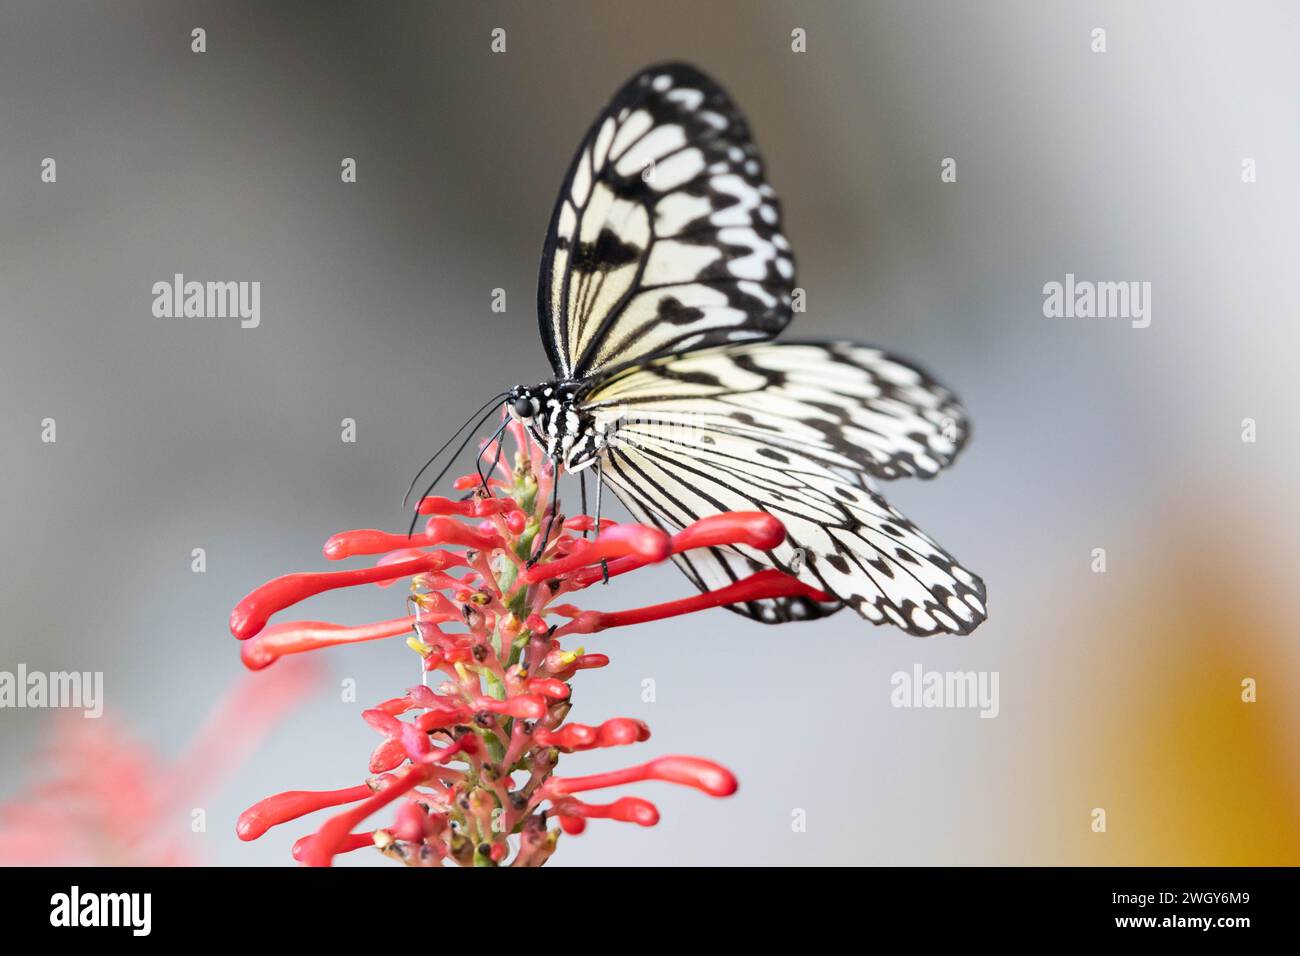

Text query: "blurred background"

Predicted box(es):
[2, 0, 1298, 865]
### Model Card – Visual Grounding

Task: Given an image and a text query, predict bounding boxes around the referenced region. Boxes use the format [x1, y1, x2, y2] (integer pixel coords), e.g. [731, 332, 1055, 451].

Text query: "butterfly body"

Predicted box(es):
[447, 63, 988, 636]
[508, 381, 608, 473]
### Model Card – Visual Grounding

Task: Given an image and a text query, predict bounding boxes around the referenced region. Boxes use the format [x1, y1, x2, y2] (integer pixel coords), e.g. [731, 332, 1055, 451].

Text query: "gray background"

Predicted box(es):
[3, 1, 1299, 865]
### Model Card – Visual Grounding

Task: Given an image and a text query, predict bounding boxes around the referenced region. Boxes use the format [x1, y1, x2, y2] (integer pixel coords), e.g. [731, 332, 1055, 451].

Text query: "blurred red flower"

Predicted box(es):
[0, 658, 322, 866]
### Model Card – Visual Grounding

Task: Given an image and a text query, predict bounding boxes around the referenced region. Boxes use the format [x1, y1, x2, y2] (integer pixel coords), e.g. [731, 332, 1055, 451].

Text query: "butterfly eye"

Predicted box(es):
[511, 396, 534, 419]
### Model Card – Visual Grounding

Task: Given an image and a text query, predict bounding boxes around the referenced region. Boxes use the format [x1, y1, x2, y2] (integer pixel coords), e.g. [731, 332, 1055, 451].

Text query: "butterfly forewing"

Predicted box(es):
[586, 341, 971, 481]
[538, 63, 795, 382]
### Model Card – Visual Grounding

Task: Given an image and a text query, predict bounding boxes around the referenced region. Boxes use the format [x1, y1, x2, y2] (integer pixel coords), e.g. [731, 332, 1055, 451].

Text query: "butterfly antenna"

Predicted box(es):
[475, 419, 510, 495]
[594, 458, 608, 584]
[406, 403, 507, 537]
[402, 393, 507, 509]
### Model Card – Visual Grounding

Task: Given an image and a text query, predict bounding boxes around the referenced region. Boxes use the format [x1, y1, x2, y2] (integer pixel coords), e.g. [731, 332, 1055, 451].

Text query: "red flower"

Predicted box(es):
[231, 421, 823, 866]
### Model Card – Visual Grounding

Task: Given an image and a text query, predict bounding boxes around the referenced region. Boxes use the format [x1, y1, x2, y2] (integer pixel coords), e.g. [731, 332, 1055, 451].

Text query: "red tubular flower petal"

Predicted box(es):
[415, 704, 471, 731]
[560, 796, 660, 827]
[299, 765, 429, 867]
[671, 511, 786, 552]
[363, 709, 433, 761]
[236, 783, 375, 841]
[526, 677, 570, 700]
[535, 723, 595, 749]
[563, 515, 618, 532]
[372, 549, 440, 587]
[421, 516, 504, 550]
[598, 717, 651, 747]
[557, 814, 586, 835]
[369, 739, 406, 773]
[557, 570, 830, 635]
[392, 801, 428, 842]
[409, 735, 476, 766]
[323, 530, 435, 560]
[547, 648, 613, 679]
[416, 496, 520, 518]
[406, 685, 440, 709]
[231, 553, 450, 639]
[416, 496, 476, 516]
[549, 755, 738, 798]
[399, 724, 432, 760]
[474, 694, 546, 720]
[573, 512, 787, 587]
[362, 708, 402, 735]
[519, 524, 671, 584]
[534, 717, 649, 752]
[240, 616, 416, 670]
[322, 519, 501, 560]
[292, 830, 374, 862]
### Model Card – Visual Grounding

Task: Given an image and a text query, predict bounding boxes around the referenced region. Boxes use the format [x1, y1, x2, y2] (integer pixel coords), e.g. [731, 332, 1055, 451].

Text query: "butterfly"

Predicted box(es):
[413, 63, 987, 637]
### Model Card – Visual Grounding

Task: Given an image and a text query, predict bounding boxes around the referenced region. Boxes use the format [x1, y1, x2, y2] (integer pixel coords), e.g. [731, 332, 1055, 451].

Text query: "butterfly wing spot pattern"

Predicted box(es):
[508, 63, 985, 637]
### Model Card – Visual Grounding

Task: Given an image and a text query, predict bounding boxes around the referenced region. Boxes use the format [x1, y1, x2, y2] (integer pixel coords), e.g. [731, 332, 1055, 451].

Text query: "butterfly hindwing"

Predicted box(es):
[611, 480, 844, 623]
[588, 342, 986, 635]
[538, 63, 795, 382]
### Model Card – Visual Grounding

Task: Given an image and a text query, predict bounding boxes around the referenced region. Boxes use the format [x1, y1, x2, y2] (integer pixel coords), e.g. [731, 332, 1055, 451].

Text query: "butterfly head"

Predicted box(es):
[506, 385, 540, 422]
[506, 381, 587, 422]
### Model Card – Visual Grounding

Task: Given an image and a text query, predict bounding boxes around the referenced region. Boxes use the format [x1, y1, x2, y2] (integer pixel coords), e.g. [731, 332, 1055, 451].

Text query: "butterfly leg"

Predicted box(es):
[577, 465, 607, 582]
[526, 462, 562, 568]
[579, 471, 590, 539]
[595, 458, 608, 585]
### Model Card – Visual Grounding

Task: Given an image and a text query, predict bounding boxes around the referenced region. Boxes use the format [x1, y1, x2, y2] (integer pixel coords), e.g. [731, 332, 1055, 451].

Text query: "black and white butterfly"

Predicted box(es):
[416, 63, 986, 637]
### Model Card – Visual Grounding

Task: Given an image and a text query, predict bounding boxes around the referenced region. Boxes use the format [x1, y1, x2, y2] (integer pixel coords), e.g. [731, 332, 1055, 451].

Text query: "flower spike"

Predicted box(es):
[231, 425, 783, 865]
